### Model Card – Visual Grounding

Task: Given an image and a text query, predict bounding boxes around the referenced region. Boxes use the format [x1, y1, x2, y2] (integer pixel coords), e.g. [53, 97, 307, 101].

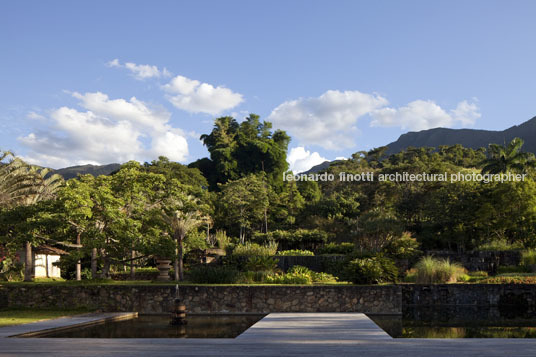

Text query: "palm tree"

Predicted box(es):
[1, 151, 64, 281]
[482, 138, 536, 174]
[0, 151, 36, 207]
[160, 195, 209, 281]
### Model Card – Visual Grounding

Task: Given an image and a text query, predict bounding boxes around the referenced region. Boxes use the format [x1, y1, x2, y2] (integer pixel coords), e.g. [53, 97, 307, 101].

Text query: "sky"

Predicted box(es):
[1, 1, 536, 172]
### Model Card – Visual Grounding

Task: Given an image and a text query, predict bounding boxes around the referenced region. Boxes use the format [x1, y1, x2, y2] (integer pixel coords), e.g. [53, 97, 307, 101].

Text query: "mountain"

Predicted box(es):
[385, 116, 536, 155]
[50, 163, 121, 180]
[303, 116, 536, 174]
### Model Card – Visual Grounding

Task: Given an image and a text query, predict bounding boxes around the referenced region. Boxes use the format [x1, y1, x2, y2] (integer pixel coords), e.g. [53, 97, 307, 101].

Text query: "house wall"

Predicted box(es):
[33, 254, 61, 278]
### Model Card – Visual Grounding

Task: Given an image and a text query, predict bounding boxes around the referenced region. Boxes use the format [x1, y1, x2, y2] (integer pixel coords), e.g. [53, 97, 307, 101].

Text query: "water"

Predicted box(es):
[369, 307, 536, 338]
[33, 314, 265, 338]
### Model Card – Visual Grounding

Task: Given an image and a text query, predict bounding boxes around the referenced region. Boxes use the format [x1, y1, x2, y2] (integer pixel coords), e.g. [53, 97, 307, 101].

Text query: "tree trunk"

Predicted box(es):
[91, 248, 98, 279]
[75, 233, 81, 281]
[173, 238, 179, 281]
[100, 249, 110, 279]
[24, 241, 33, 282]
[178, 235, 184, 281]
[129, 249, 135, 280]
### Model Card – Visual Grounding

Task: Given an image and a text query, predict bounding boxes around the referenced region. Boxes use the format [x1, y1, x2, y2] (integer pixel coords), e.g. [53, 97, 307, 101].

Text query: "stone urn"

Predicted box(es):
[155, 258, 172, 281]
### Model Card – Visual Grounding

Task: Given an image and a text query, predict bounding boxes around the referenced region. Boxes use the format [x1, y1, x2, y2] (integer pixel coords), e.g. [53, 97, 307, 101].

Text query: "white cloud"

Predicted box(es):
[370, 99, 480, 131]
[107, 59, 171, 80]
[19, 92, 188, 168]
[268, 90, 388, 150]
[287, 146, 328, 173]
[163, 75, 243, 115]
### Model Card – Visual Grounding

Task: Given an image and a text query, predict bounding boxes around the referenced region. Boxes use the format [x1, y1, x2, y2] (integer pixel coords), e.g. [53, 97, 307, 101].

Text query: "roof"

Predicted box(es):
[34, 245, 68, 255]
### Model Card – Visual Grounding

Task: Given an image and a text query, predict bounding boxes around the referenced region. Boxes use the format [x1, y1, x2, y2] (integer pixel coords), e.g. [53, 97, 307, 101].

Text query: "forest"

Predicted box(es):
[1, 114, 536, 283]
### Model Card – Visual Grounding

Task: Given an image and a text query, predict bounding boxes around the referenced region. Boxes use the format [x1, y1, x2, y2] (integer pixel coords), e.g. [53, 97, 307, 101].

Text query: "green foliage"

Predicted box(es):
[481, 275, 536, 284]
[469, 271, 489, 278]
[265, 271, 312, 284]
[187, 265, 240, 284]
[0, 257, 23, 281]
[414, 256, 466, 284]
[198, 115, 290, 191]
[384, 232, 421, 259]
[237, 270, 271, 284]
[342, 255, 398, 284]
[521, 249, 536, 266]
[244, 256, 278, 272]
[477, 239, 524, 251]
[253, 229, 329, 250]
[215, 230, 232, 249]
[232, 242, 278, 257]
[184, 230, 209, 253]
[276, 249, 314, 256]
[456, 274, 470, 282]
[317, 242, 355, 255]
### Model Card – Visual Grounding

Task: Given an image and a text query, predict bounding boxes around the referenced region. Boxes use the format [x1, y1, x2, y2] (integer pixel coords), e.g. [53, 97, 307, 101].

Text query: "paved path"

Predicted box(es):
[1, 313, 536, 356]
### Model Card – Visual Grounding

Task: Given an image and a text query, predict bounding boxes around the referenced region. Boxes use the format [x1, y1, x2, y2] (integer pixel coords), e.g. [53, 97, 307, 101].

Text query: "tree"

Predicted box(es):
[219, 174, 269, 243]
[157, 188, 209, 281]
[196, 115, 290, 190]
[482, 138, 536, 174]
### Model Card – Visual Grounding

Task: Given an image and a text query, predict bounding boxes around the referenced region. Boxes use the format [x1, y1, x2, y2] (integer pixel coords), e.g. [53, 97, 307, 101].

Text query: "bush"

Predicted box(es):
[384, 232, 421, 259]
[215, 230, 232, 250]
[317, 242, 354, 255]
[244, 256, 278, 272]
[265, 271, 313, 284]
[0, 257, 23, 282]
[342, 255, 398, 284]
[414, 256, 466, 284]
[456, 274, 470, 283]
[253, 229, 329, 251]
[187, 265, 239, 284]
[276, 249, 314, 256]
[521, 249, 536, 267]
[264, 265, 338, 284]
[481, 275, 536, 284]
[477, 239, 523, 251]
[232, 242, 278, 257]
[469, 271, 489, 278]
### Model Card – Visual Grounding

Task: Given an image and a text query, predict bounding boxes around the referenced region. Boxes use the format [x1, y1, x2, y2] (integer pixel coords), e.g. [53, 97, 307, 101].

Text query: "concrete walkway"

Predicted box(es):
[0, 312, 137, 338]
[1, 313, 536, 356]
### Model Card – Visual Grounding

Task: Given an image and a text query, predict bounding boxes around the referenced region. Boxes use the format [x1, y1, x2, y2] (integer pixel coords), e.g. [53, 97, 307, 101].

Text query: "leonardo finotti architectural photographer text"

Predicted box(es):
[284, 172, 527, 183]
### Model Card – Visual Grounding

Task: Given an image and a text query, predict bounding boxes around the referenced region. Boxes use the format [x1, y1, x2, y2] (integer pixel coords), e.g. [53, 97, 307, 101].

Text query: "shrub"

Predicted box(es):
[482, 275, 536, 284]
[232, 242, 278, 257]
[253, 229, 329, 251]
[0, 257, 23, 282]
[244, 256, 278, 272]
[342, 255, 398, 284]
[469, 271, 489, 278]
[276, 249, 314, 256]
[457, 274, 470, 283]
[310, 271, 338, 284]
[477, 239, 523, 251]
[188, 265, 239, 284]
[317, 242, 355, 255]
[384, 232, 421, 259]
[521, 249, 536, 267]
[215, 230, 232, 250]
[414, 256, 466, 284]
[238, 271, 271, 284]
[265, 271, 312, 284]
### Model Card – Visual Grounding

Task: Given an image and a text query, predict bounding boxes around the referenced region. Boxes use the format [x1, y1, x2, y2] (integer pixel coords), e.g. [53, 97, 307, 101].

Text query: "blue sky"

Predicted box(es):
[1, 1, 536, 172]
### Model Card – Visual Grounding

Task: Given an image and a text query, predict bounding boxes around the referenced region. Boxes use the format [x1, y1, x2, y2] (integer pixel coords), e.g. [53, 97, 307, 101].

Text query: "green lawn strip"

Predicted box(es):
[0, 308, 92, 327]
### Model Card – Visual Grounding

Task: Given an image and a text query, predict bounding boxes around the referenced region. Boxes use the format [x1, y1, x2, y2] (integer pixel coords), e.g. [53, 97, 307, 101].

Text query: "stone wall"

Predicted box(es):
[403, 284, 536, 310]
[0, 285, 401, 314]
[2, 283, 535, 314]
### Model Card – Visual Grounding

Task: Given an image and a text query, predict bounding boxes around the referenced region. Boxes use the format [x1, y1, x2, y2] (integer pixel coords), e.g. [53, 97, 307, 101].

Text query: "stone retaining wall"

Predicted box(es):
[1, 284, 535, 314]
[0, 285, 400, 314]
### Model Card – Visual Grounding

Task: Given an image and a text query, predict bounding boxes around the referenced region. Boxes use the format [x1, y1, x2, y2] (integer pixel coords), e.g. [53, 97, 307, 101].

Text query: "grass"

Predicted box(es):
[0, 308, 91, 327]
[412, 256, 466, 283]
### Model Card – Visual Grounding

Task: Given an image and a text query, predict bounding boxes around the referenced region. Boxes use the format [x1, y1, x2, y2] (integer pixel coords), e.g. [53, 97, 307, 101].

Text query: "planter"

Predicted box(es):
[155, 258, 172, 281]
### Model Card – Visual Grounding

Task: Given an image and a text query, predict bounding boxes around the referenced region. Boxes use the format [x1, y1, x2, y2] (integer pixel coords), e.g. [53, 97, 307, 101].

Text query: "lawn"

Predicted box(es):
[0, 308, 91, 327]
